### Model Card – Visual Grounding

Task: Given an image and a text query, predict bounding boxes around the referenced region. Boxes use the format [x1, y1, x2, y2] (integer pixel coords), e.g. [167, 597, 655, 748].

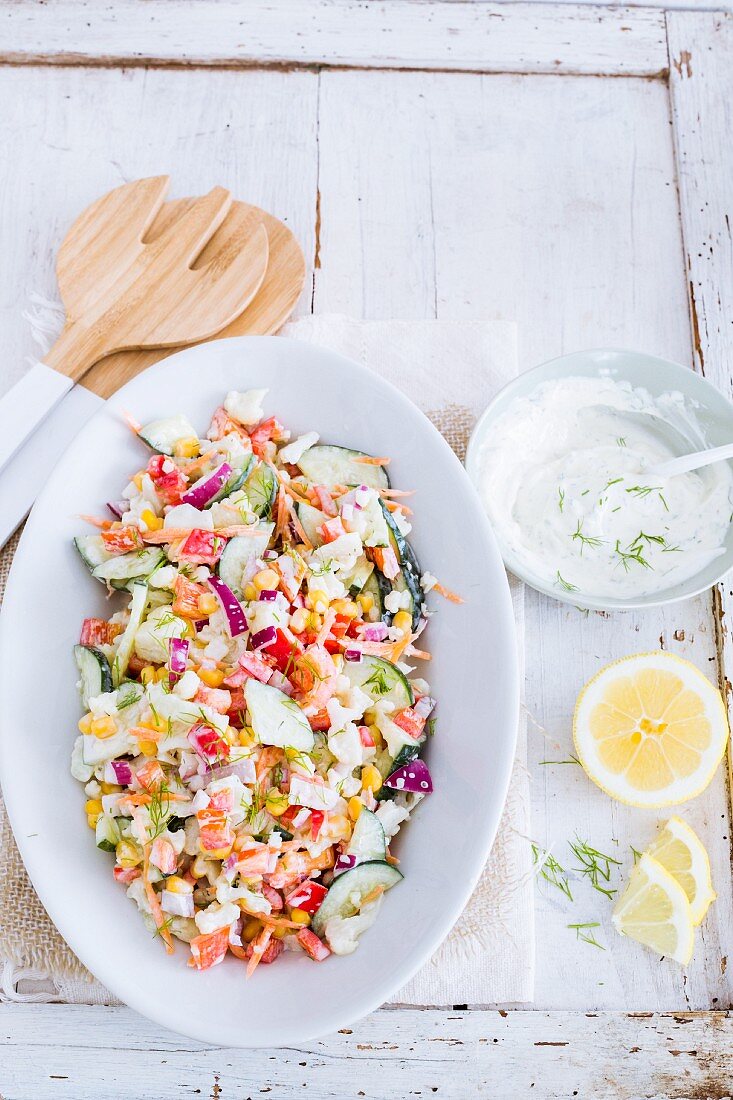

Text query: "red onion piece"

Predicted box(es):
[268, 669, 294, 696]
[263, 550, 279, 561]
[414, 695, 436, 720]
[207, 575, 248, 636]
[362, 622, 388, 642]
[168, 636, 189, 686]
[251, 625, 277, 650]
[107, 759, 133, 786]
[181, 462, 232, 508]
[206, 757, 257, 785]
[384, 758, 433, 794]
[106, 500, 128, 520]
[258, 589, 278, 602]
[334, 853, 357, 877]
[344, 649, 362, 663]
[161, 890, 194, 918]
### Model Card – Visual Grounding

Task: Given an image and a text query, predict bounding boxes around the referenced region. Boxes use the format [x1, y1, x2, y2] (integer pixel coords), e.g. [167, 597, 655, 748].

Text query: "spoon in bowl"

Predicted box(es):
[646, 442, 733, 479]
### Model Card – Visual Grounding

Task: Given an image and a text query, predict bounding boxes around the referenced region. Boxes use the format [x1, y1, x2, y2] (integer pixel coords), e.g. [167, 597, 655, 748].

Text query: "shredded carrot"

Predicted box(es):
[433, 580, 464, 604]
[123, 410, 142, 434]
[353, 455, 390, 466]
[316, 608, 336, 648]
[277, 472, 311, 506]
[180, 449, 217, 475]
[79, 514, 114, 530]
[379, 488, 415, 498]
[246, 926, 273, 978]
[255, 746, 283, 782]
[361, 885, 386, 906]
[405, 646, 431, 661]
[143, 844, 174, 954]
[258, 913, 304, 930]
[384, 500, 413, 516]
[274, 485, 290, 541]
[141, 523, 259, 544]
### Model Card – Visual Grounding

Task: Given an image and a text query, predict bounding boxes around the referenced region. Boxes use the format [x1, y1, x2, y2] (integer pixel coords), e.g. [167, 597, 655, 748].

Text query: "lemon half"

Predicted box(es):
[574, 652, 729, 808]
[612, 852, 694, 964]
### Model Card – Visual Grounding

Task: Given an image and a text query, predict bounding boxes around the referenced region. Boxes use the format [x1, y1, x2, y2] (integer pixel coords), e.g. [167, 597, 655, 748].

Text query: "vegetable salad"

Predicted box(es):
[72, 390, 455, 974]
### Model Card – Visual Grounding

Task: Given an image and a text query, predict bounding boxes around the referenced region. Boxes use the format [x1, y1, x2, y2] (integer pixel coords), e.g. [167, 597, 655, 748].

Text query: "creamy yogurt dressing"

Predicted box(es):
[476, 376, 733, 598]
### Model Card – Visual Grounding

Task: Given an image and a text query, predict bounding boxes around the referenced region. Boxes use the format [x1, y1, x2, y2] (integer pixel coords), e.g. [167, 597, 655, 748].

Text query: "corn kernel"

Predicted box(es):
[242, 918, 262, 942]
[132, 473, 144, 491]
[347, 796, 363, 822]
[100, 782, 122, 795]
[143, 712, 169, 734]
[138, 739, 158, 757]
[197, 593, 219, 617]
[289, 608, 309, 634]
[361, 765, 383, 793]
[154, 666, 169, 682]
[331, 598, 358, 618]
[272, 925, 288, 939]
[116, 839, 142, 868]
[308, 589, 329, 614]
[140, 508, 163, 532]
[78, 713, 93, 735]
[140, 665, 156, 685]
[289, 908, 311, 926]
[191, 856, 211, 879]
[85, 798, 103, 816]
[173, 437, 200, 459]
[238, 728, 255, 747]
[367, 723, 383, 747]
[253, 568, 279, 591]
[165, 875, 193, 895]
[243, 583, 258, 602]
[198, 666, 225, 688]
[265, 790, 289, 817]
[357, 592, 374, 614]
[87, 813, 100, 829]
[326, 813, 352, 840]
[308, 611, 323, 632]
[90, 715, 117, 739]
[392, 610, 413, 636]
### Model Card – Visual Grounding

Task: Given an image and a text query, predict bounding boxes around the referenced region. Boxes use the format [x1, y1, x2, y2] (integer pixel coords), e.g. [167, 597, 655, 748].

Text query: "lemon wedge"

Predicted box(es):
[644, 817, 715, 925]
[573, 652, 728, 807]
[612, 852, 694, 964]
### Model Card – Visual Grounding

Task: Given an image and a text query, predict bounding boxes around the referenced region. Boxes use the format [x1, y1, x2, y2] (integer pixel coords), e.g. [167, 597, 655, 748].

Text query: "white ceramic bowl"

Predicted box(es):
[0, 337, 518, 1047]
[465, 348, 733, 611]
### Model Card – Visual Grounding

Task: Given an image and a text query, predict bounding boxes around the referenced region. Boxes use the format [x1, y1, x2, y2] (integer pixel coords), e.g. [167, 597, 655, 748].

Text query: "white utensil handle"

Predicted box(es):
[0, 363, 74, 475]
[649, 442, 733, 479]
[0, 383, 103, 549]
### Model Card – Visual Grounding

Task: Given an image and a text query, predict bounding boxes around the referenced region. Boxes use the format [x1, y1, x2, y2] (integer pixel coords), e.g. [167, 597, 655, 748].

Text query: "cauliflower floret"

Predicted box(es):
[279, 431, 319, 464]
[194, 900, 239, 935]
[164, 504, 214, 531]
[323, 899, 382, 956]
[224, 389, 268, 427]
[327, 723, 363, 770]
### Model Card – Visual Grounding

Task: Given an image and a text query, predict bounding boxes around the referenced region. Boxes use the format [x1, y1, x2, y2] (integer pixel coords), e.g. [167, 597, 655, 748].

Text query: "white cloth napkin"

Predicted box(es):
[4, 315, 534, 1007]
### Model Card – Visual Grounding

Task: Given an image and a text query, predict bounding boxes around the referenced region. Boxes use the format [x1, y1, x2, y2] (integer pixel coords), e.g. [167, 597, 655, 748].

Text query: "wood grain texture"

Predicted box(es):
[0, 0, 669, 76]
[314, 67, 733, 1011]
[85, 197, 306, 398]
[1, 1004, 732, 1100]
[667, 9, 733, 867]
[0, 65, 317, 400]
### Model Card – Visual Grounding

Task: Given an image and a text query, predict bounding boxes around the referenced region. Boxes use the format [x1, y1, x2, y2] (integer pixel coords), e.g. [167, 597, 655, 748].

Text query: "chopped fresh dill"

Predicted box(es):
[616, 437, 627, 447]
[557, 487, 565, 513]
[625, 485, 661, 499]
[662, 544, 682, 553]
[613, 539, 651, 572]
[146, 783, 171, 842]
[630, 531, 666, 548]
[555, 571, 578, 593]
[538, 755, 581, 766]
[567, 922, 605, 950]
[569, 836, 621, 899]
[572, 519, 605, 554]
[580, 489, 591, 497]
[531, 843, 573, 901]
[426, 717, 437, 738]
[363, 666, 394, 696]
[658, 491, 670, 512]
[604, 477, 624, 489]
[630, 845, 642, 865]
[153, 915, 175, 940]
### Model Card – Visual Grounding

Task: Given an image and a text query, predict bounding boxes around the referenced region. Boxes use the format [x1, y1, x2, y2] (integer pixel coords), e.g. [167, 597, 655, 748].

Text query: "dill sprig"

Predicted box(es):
[531, 843, 574, 901]
[555, 571, 578, 593]
[557, 487, 565, 513]
[538, 755, 581, 766]
[569, 836, 621, 899]
[146, 783, 172, 842]
[567, 922, 605, 950]
[572, 519, 605, 554]
[616, 437, 627, 447]
[630, 845, 642, 865]
[613, 538, 651, 572]
[625, 485, 661, 499]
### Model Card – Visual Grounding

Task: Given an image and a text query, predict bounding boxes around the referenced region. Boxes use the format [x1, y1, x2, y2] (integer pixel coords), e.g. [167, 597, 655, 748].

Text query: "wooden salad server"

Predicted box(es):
[0, 176, 269, 477]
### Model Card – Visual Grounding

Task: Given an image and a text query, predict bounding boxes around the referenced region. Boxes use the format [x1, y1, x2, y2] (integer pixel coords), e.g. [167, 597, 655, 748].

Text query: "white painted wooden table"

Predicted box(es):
[1, 2, 732, 1095]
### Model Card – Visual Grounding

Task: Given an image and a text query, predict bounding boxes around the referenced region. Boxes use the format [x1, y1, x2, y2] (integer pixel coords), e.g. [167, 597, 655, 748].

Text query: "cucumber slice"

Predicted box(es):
[74, 645, 113, 707]
[342, 655, 413, 709]
[138, 414, 198, 455]
[343, 554, 374, 596]
[95, 814, 121, 853]
[211, 454, 256, 505]
[111, 582, 148, 687]
[244, 679, 314, 752]
[378, 501, 423, 630]
[243, 462, 278, 518]
[360, 571, 384, 618]
[92, 548, 166, 589]
[312, 861, 402, 937]
[295, 502, 329, 548]
[218, 522, 275, 596]
[297, 445, 389, 491]
[74, 534, 112, 572]
[346, 808, 386, 863]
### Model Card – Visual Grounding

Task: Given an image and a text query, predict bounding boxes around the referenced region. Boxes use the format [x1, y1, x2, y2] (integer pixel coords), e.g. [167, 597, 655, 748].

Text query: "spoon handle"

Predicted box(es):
[649, 442, 733, 479]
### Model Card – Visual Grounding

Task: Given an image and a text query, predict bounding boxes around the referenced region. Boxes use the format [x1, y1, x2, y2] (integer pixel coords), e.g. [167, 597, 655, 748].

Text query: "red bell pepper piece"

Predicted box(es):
[249, 417, 288, 457]
[286, 880, 328, 914]
[80, 617, 121, 646]
[177, 529, 226, 566]
[224, 650, 274, 688]
[172, 574, 207, 618]
[146, 454, 188, 505]
[262, 628, 304, 675]
[309, 810, 325, 840]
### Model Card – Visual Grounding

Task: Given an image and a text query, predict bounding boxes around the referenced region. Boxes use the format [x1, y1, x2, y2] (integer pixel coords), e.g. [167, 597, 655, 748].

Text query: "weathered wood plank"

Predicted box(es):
[315, 67, 733, 1010]
[0, 0, 669, 76]
[1, 1004, 731, 1099]
[668, 10, 733, 857]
